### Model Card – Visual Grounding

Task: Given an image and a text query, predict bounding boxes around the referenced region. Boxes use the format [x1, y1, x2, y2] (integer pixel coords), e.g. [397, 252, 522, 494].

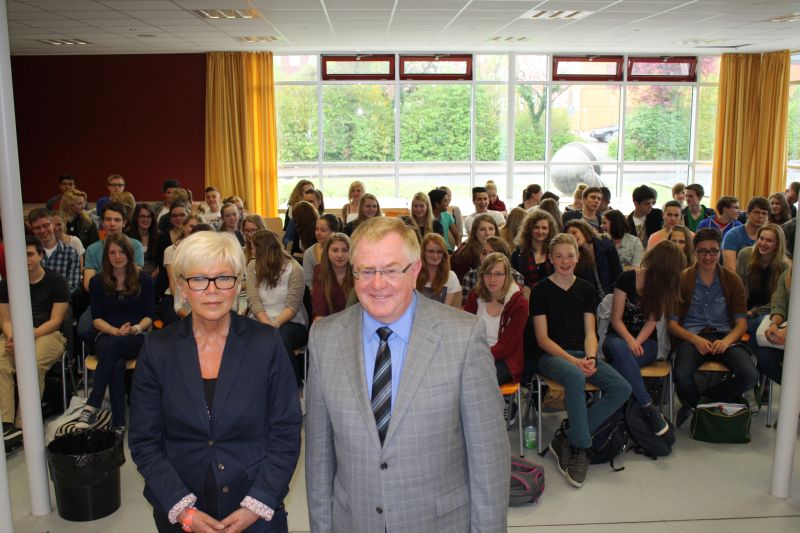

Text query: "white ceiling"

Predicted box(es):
[6, 0, 800, 55]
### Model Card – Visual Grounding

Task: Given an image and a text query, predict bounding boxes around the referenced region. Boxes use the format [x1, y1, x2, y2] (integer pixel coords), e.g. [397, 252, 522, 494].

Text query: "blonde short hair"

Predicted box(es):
[172, 231, 245, 282]
[350, 216, 420, 265]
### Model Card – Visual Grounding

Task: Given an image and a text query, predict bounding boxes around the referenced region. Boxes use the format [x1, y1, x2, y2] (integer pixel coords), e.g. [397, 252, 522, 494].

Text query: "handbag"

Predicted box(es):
[690, 398, 751, 444]
[755, 315, 786, 349]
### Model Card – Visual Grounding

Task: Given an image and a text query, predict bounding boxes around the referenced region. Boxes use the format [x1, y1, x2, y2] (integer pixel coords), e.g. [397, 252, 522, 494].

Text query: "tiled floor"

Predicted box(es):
[7, 392, 800, 532]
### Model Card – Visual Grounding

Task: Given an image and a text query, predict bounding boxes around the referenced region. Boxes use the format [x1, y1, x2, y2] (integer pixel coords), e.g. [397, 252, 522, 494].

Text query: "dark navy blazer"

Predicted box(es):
[129, 313, 302, 529]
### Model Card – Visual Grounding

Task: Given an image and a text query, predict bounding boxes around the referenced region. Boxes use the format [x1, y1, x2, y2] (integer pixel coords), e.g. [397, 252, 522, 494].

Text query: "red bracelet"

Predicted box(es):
[180, 507, 197, 532]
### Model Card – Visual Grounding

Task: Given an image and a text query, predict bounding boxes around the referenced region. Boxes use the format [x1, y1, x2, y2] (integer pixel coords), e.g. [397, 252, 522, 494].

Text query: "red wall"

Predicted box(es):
[11, 54, 206, 203]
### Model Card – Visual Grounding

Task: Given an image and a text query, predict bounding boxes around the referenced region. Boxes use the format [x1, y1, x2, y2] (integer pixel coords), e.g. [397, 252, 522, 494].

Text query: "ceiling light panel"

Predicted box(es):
[192, 8, 262, 20]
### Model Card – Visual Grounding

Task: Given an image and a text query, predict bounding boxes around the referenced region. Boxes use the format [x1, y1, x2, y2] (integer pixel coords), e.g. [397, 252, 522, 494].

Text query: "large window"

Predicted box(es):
[275, 54, 720, 213]
[789, 53, 800, 185]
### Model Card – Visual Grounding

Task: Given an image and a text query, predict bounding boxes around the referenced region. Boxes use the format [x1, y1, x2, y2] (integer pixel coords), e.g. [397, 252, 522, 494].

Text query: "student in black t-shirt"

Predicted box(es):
[1, 236, 69, 445]
[602, 241, 685, 436]
[532, 233, 630, 489]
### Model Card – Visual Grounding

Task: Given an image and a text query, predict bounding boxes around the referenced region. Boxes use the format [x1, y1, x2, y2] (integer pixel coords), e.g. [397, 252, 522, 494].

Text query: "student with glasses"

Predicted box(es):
[668, 228, 759, 428]
[417, 233, 461, 307]
[464, 253, 528, 386]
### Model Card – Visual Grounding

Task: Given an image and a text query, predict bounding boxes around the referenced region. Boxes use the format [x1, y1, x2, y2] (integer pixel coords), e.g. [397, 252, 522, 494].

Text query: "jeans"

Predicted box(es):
[87, 334, 144, 426]
[77, 307, 95, 346]
[673, 333, 759, 408]
[757, 346, 784, 384]
[602, 333, 658, 406]
[279, 322, 308, 388]
[539, 350, 631, 449]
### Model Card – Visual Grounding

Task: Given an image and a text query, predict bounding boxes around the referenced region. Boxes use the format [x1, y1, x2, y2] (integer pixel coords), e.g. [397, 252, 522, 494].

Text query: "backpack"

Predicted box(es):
[509, 457, 545, 506]
[588, 407, 628, 471]
[625, 401, 675, 459]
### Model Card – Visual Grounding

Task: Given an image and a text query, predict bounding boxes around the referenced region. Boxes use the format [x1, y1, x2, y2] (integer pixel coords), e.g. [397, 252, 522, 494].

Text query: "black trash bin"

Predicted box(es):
[46, 430, 125, 521]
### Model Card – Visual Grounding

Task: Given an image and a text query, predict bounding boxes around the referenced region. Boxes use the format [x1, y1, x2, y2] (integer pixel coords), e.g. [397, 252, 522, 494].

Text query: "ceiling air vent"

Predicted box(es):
[36, 38, 90, 46]
[521, 10, 594, 21]
[488, 36, 530, 42]
[767, 13, 800, 22]
[240, 36, 281, 43]
[192, 9, 261, 20]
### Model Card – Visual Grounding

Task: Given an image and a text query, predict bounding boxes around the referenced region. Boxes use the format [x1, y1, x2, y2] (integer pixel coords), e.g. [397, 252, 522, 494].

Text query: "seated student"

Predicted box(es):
[247, 230, 308, 388]
[242, 213, 266, 263]
[341, 180, 365, 223]
[46, 173, 76, 211]
[565, 219, 623, 299]
[668, 225, 696, 268]
[562, 186, 604, 229]
[151, 178, 180, 223]
[758, 268, 791, 384]
[302, 188, 324, 216]
[627, 185, 664, 246]
[564, 183, 587, 213]
[601, 209, 643, 269]
[681, 184, 715, 232]
[599, 187, 612, 214]
[51, 212, 85, 261]
[735, 223, 790, 342]
[156, 187, 191, 235]
[532, 233, 631, 488]
[783, 218, 796, 257]
[520, 183, 543, 210]
[125, 203, 162, 279]
[451, 213, 500, 283]
[160, 214, 203, 325]
[311, 233, 354, 321]
[439, 186, 464, 240]
[499, 207, 527, 250]
[769, 192, 791, 226]
[75, 234, 155, 432]
[697, 195, 742, 238]
[303, 214, 341, 289]
[417, 233, 461, 307]
[485, 180, 507, 216]
[602, 241, 685, 436]
[1, 236, 69, 446]
[464, 253, 528, 386]
[464, 186, 505, 235]
[27, 208, 81, 299]
[429, 188, 460, 252]
[538, 198, 563, 232]
[343, 193, 381, 236]
[204, 186, 223, 227]
[216, 202, 243, 246]
[668, 228, 759, 427]
[648, 200, 689, 249]
[511, 209, 556, 288]
[95, 174, 126, 217]
[461, 236, 524, 302]
[402, 192, 443, 242]
[785, 181, 799, 219]
[722, 196, 769, 271]
[60, 189, 99, 249]
[285, 201, 319, 263]
[672, 182, 686, 207]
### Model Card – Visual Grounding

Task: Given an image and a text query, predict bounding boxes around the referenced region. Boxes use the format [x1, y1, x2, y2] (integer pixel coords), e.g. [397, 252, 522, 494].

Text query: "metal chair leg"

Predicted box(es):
[517, 387, 524, 458]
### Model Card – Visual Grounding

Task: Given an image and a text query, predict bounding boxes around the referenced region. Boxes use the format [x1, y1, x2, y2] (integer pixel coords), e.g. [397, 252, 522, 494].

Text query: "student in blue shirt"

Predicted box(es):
[721, 196, 769, 271]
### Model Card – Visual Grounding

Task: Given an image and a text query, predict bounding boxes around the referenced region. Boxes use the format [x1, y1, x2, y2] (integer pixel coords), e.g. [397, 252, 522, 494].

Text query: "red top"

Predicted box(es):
[464, 289, 528, 383]
[488, 199, 507, 212]
[312, 264, 347, 319]
[0, 242, 5, 280]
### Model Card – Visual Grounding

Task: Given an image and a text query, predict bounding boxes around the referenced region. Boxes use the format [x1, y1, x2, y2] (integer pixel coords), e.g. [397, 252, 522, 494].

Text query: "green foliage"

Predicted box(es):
[276, 86, 318, 162]
[622, 103, 691, 161]
[696, 86, 718, 161]
[788, 86, 800, 161]
[400, 85, 470, 161]
[323, 85, 394, 162]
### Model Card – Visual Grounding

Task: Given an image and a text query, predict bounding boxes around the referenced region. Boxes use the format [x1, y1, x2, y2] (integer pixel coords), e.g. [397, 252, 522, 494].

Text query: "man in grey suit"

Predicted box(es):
[306, 216, 510, 533]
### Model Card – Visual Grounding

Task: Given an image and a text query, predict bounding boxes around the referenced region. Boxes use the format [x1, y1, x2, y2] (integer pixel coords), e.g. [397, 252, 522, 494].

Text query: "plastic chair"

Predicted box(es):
[83, 356, 137, 397]
[640, 360, 674, 422]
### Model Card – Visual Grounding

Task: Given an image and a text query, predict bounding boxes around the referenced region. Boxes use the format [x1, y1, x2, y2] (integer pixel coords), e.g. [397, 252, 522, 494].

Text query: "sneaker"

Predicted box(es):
[548, 431, 572, 479]
[676, 405, 694, 429]
[74, 406, 99, 430]
[566, 447, 591, 488]
[3, 423, 22, 444]
[643, 403, 670, 436]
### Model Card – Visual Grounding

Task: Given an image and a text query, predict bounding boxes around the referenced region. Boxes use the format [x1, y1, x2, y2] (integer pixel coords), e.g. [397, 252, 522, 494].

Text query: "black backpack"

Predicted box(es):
[625, 401, 676, 459]
[588, 407, 628, 471]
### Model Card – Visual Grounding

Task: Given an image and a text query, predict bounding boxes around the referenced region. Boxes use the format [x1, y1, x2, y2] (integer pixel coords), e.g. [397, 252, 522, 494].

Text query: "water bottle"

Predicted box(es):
[524, 425, 537, 450]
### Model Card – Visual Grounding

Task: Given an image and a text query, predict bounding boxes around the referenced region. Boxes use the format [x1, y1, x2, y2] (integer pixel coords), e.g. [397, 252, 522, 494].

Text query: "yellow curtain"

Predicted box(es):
[205, 52, 278, 217]
[712, 51, 790, 204]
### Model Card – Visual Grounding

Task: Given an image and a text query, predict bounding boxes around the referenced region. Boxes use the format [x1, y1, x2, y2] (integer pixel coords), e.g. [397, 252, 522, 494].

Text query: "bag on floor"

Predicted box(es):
[509, 457, 545, 506]
[53, 398, 112, 438]
[625, 401, 675, 459]
[690, 398, 751, 444]
[589, 408, 628, 471]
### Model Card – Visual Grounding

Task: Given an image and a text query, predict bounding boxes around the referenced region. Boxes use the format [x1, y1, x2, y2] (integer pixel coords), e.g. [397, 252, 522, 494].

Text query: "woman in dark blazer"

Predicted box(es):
[129, 231, 302, 533]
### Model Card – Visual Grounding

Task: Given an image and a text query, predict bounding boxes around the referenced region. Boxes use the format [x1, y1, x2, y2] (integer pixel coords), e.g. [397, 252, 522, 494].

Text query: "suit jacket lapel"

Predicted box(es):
[210, 314, 246, 420]
[341, 305, 384, 450]
[176, 316, 211, 433]
[384, 297, 440, 445]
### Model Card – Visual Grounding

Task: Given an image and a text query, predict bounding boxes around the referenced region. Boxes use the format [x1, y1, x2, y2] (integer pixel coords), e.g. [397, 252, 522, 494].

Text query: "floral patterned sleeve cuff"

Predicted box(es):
[168, 493, 198, 524]
[241, 496, 275, 521]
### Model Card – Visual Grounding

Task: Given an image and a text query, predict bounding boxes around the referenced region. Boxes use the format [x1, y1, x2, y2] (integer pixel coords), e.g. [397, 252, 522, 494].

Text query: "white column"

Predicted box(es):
[770, 218, 800, 498]
[0, 0, 52, 516]
[0, 438, 14, 533]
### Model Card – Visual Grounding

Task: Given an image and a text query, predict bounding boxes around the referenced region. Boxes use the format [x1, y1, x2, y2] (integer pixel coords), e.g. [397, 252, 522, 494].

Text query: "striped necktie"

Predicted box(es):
[371, 327, 393, 445]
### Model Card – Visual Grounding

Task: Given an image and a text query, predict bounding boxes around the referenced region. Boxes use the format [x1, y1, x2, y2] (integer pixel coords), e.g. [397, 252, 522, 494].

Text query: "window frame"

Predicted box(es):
[321, 54, 395, 81]
[627, 56, 698, 82]
[399, 54, 474, 81]
[552, 55, 624, 81]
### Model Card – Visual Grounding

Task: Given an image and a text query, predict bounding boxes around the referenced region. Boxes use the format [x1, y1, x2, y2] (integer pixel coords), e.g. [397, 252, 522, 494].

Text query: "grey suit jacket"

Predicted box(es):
[305, 294, 510, 533]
